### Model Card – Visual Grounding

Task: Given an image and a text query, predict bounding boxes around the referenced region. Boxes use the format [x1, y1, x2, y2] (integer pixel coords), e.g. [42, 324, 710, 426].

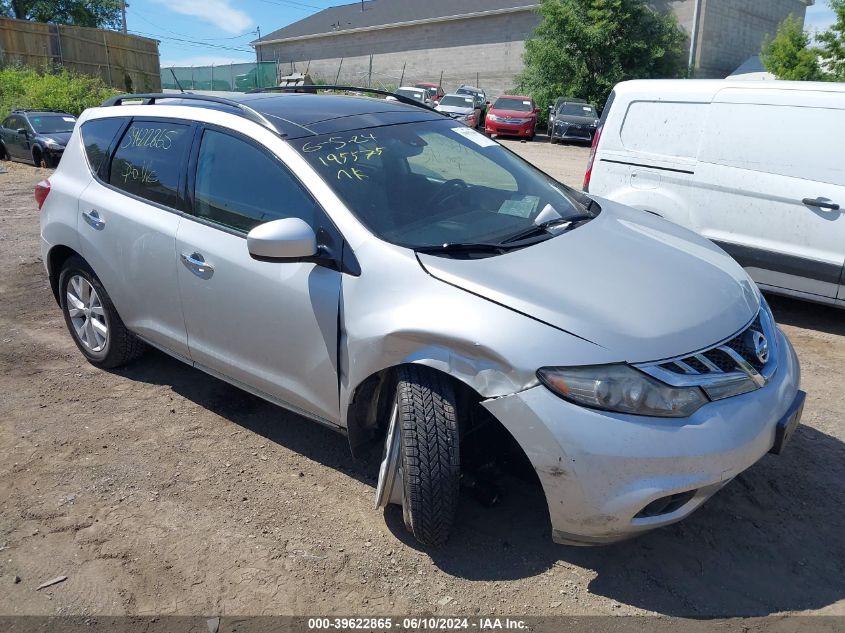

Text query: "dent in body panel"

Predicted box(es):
[337, 240, 617, 428]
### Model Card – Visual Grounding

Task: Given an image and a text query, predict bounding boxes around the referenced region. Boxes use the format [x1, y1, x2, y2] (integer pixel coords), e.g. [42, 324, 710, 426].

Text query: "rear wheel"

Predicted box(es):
[0, 141, 8, 160]
[375, 365, 461, 546]
[59, 256, 146, 369]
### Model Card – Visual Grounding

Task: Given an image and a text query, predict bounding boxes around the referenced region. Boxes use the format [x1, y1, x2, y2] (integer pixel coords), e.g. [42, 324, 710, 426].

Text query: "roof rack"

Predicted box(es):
[100, 93, 281, 135]
[13, 108, 74, 114]
[246, 85, 444, 116]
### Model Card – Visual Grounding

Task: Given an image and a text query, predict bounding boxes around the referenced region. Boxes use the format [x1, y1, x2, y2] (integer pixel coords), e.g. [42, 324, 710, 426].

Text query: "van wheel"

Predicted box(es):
[375, 365, 460, 546]
[59, 256, 146, 369]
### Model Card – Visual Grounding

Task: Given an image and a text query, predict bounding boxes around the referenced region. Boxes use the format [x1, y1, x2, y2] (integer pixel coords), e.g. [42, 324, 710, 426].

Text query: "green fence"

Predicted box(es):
[161, 62, 277, 92]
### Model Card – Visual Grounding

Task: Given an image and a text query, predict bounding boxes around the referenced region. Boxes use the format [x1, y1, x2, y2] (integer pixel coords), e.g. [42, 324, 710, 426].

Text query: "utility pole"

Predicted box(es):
[255, 26, 261, 67]
[121, 0, 127, 34]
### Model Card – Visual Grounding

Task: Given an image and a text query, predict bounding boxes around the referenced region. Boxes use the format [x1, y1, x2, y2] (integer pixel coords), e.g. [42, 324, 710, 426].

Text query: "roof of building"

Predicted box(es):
[255, 0, 538, 44]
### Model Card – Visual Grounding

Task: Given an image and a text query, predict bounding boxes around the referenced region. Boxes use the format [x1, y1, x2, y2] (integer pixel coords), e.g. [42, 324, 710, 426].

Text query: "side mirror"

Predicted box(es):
[247, 217, 317, 261]
[17, 128, 28, 136]
[534, 107, 541, 114]
[548, 105, 554, 110]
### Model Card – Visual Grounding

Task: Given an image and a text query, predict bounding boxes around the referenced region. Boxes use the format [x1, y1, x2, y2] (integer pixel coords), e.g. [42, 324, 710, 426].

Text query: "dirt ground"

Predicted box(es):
[1, 140, 844, 618]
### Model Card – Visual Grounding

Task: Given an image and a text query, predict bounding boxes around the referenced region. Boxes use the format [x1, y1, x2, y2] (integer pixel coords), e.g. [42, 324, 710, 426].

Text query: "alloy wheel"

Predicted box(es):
[66, 275, 108, 352]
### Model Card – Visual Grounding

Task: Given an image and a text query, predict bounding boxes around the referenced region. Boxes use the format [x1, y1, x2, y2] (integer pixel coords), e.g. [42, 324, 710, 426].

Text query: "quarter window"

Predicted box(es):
[193, 129, 317, 233]
[109, 121, 192, 208]
[81, 118, 126, 174]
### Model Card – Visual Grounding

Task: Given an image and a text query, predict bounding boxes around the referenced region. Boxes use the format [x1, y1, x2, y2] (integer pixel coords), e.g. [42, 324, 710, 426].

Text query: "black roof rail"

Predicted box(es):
[100, 93, 281, 135]
[13, 108, 74, 114]
[246, 85, 445, 116]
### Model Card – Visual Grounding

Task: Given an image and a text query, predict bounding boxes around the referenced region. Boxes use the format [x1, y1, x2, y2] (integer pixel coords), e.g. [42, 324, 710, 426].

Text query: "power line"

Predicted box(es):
[130, 10, 255, 41]
[128, 29, 254, 53]
[256, 0, 326, 11]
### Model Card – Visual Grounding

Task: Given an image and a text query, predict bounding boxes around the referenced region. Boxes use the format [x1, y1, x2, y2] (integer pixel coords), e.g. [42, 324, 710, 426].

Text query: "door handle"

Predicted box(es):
[82, 209, 105, 230]
[180, 251, 214, 277]
[802, 197, 840, 211]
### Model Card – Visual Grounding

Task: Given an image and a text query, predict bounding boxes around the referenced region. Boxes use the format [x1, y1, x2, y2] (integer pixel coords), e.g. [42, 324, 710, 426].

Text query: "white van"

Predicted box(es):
[585, 80, 845, 307]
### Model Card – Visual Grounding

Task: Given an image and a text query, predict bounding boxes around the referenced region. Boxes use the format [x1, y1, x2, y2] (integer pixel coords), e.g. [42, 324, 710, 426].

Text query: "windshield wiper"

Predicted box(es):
[499, 213, 596, 245]
[415, 242, 513, 254]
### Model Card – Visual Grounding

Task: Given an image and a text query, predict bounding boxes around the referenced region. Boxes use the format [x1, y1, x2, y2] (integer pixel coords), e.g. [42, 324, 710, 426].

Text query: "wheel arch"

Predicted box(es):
[47, 244, 83, 305]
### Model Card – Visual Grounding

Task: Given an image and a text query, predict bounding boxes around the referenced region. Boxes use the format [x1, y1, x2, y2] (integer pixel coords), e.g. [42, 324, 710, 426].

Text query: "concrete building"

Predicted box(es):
[253, 0, 814, 96]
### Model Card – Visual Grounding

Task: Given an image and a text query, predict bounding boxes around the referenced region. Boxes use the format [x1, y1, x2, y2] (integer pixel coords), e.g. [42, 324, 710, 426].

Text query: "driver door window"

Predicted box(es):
[193, 128, 317, 233]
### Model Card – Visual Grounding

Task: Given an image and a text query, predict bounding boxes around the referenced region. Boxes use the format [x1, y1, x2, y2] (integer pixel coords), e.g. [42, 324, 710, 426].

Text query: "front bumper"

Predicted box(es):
[486, 120, 534, 137]
[553, 124, 595, 141]
[483, 328, 802, 545]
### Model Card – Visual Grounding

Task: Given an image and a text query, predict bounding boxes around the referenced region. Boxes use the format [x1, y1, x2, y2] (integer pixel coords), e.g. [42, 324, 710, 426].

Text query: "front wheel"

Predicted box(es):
[375, 365, 460, 546]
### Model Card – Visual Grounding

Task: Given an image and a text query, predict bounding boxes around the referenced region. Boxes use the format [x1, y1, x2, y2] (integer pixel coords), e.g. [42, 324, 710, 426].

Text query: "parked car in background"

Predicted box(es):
[388, 86, 434, 106]
[485, 95, 538, 140]
[434, 93, 481, 127]
[586, 79, 845, 308]
[549, 101, 599, 144]
[456, 85, 488, 122]
[548, 96, 586, 130]
[414, 82, 445, 103]
[38, 89, 803, 548]
[0, 109, 76, 167]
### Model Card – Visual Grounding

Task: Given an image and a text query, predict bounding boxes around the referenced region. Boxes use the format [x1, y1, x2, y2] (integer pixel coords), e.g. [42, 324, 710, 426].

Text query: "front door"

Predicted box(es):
[176, 126, 341, 424]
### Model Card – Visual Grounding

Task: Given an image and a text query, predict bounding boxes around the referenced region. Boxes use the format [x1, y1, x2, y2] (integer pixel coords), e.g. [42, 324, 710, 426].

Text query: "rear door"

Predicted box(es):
[4, 115, 28, 159]
[176, 125, 342, 424]
[695, 88, 845, 300]
[77, 117, 193, 359]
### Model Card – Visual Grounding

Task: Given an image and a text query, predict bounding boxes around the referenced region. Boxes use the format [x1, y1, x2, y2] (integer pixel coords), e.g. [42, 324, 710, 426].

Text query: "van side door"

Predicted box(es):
[695, 89, 845, 302]
[176, 125, 342, 425]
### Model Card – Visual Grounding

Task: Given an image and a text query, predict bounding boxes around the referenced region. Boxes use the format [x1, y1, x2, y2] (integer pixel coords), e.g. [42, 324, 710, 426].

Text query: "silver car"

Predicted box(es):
[38, 91, 804, 546]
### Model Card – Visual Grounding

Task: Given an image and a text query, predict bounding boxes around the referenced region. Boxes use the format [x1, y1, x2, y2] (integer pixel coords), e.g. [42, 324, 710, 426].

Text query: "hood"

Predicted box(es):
[490, 109, 535, 119]
[39, 131, 72, 146]
[554, 115, 596, 126]
[417, 199, 759, 363]
[436, 105, 474, 116]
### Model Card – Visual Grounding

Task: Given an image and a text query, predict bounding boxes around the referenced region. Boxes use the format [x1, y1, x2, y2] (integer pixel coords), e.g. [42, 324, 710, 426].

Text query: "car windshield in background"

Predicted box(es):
[293, 119, 594, 252]
[493, 98, 532, 112]
[439, 96, 475, 108]
[29, 115, 76, 133]
[396, 89, 425, 101]
[560, 104, 597, 117]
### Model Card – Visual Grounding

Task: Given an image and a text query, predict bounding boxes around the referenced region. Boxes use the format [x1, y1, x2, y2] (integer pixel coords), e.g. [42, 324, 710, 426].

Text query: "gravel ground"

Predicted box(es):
[1, 141, 844, 618]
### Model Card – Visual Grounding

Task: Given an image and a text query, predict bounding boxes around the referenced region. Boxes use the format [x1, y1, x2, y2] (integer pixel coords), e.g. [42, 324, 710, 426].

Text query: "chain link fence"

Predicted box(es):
[160, 62, 278, 92]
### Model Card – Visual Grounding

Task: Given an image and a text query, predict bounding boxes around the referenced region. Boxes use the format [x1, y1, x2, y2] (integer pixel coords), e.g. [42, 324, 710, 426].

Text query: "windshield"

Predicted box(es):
[396, 89, 424, 101]
[29, 114, 76, 134]
[439, 96, 475, 108]
[559, 104, 597, 117]
[293, 119, 594, 251]
[493, 98, 533, 112]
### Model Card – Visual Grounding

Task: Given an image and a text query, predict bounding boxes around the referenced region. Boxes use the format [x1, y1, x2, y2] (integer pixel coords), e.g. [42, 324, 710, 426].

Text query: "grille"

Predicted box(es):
[658, 313, 768, 377]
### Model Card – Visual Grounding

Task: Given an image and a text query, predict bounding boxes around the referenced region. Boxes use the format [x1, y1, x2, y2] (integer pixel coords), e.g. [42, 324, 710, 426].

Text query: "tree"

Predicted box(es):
[0, 0, 123, 30]
[761, 14, 824, 81]
[817, 0, 845, 80]
[517, 0, 686, 118]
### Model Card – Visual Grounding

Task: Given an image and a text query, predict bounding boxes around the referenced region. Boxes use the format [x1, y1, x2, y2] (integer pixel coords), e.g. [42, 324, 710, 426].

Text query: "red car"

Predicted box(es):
[484, 95, 539, 140]
[414, 82, 445, 103]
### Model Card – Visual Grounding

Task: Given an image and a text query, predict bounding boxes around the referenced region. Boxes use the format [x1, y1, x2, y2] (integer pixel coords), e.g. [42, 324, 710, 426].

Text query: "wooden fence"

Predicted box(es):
[0, 17, 161, 92]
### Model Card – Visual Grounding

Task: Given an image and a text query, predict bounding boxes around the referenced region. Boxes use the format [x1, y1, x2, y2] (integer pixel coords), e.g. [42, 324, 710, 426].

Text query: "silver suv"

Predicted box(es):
[39, 91, 804, 546]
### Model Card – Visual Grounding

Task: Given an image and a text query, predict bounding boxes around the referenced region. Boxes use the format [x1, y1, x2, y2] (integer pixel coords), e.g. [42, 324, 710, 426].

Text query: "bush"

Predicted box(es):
[0, 65, 120, 121]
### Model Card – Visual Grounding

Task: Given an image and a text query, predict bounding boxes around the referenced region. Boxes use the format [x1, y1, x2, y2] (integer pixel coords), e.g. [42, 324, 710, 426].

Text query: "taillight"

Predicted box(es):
[583, 125, 602, 192]
[34, 179, 51, 210]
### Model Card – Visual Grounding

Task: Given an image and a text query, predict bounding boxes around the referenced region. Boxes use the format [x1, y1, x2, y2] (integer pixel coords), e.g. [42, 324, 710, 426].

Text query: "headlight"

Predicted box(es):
[486, 113, 499, 122]
[537, 364, 708, 418]
[44, 138, 64, 149]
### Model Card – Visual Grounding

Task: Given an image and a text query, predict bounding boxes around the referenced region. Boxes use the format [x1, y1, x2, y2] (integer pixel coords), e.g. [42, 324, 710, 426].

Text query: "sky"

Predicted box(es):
[133, 0, 840, 68]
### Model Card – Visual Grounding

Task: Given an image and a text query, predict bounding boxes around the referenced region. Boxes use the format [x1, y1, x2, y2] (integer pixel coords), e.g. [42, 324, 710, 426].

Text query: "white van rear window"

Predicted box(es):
[620, 101, 707, 159]
[699, 103, 845, 186]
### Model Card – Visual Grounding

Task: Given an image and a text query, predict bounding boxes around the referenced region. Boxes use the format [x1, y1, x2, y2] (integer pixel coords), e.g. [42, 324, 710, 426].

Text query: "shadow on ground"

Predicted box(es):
[114, 294, 845, 618]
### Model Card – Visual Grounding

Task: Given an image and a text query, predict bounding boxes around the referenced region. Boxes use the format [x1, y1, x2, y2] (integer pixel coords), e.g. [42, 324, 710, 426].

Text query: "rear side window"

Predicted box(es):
[80, 118, 126, 174]
[192, 128, 317, 233]
[109, 121, 192, 208]
[620, 101, 707, 159]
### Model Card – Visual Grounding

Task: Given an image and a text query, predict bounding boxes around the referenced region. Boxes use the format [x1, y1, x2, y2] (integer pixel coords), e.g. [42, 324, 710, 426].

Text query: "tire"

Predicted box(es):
[0, 142, 8, 160]
[395, 365, 460, 546]
[32, 147, 45, 168]
[59, 256, 146, 369]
